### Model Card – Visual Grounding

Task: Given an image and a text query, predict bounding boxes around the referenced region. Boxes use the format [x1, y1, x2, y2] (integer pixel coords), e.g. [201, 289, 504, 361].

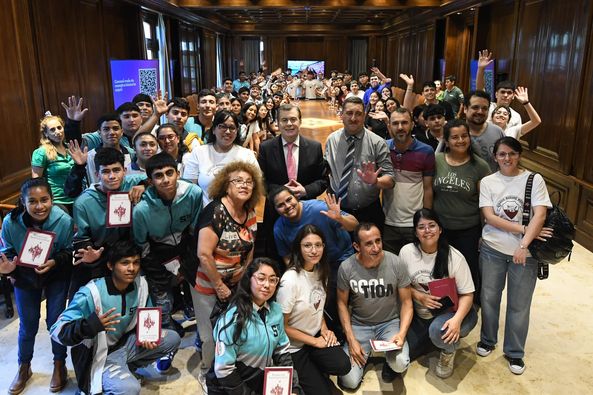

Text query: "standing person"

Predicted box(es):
[442, 75, 465, 117]
[193, 161, 263, 392]
[416, 104, 447, 151]
[156, 123, 191, 174]
[477, 137, 551, 375]
[362, 67, 392, 106]
[276, 225, 350, 395]
[400, 209, 478, 378]
[490, 87, 541, 139]
[239, 102, 259, 153]
[337, 223, 413, 388]
[258, 104, 328, 259]
[185, 90, 216, 147]
[127, 131, 158, 175]
[302, 70, 323, 100]
[432, 120, 490, 300]
[325, 96, 395, 229]
[400, 75, 454, 121]
[183, 110, 259, 205]
[207, 258, 304, 395]
[31, 114, 75, 212]
[50, 241, 181, 395]
[1, 178, 74, 394]
[382, 107, 435, 254]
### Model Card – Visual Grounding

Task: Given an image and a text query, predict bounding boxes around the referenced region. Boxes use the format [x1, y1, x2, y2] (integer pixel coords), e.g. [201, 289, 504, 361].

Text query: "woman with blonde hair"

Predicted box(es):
[31, 114, 75, 212]
[191, 160, 264, 391]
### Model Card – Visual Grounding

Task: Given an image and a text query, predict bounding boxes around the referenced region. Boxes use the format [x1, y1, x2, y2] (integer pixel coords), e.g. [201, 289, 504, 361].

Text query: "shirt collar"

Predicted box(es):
[105, 276, 136, 296]
[282, 135, 300, 147]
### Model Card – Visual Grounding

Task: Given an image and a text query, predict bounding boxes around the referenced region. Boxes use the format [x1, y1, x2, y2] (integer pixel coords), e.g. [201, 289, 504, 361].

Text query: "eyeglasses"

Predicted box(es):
[301, 242, 324, 251]
[416, 222, 439, 232]
[158, 134, 177, 141]
[229, 178, 254, 187]
[252, 274, 279, 286]
[496, 151, 519, 159]
[217, 124, 237, 133]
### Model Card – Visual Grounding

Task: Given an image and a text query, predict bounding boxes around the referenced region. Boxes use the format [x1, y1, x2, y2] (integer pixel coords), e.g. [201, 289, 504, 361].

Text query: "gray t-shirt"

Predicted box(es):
[337, 251, 411, 325]
[470, 122, 505, 172]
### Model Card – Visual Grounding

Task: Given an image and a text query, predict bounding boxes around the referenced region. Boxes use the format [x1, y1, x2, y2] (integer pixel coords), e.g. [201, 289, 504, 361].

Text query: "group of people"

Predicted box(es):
[0, 49, 552, 395]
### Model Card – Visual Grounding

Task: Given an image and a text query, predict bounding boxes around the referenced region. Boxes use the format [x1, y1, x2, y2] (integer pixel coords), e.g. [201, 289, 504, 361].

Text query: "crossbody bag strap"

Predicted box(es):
[523, 172, 548, 279]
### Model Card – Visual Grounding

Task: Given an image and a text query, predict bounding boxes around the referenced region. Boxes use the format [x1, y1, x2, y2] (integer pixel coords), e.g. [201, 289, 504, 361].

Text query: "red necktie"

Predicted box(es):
[286, 142, 296, 180]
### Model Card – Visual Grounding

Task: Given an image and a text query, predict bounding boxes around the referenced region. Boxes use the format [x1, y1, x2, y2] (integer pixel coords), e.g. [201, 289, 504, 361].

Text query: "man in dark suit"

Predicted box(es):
[258, 103, 328, 261]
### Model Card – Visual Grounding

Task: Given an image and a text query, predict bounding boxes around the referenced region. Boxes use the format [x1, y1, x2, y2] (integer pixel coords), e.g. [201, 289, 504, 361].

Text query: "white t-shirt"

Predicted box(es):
[181, 144, 259, 205]
[504, 124, 522, 139]
[399, 243, 475, 320]
[479, 171, 551, 256]
[276, 268, 326, 352]
[346, 91, 365, 100]
[303, 79, 322, 99]
[488, 102, 522, 129]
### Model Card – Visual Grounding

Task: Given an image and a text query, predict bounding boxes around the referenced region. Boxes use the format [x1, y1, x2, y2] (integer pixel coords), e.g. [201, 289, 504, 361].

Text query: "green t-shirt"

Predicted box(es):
[31, 146, 74, 205]
[433, 153, 490, 230]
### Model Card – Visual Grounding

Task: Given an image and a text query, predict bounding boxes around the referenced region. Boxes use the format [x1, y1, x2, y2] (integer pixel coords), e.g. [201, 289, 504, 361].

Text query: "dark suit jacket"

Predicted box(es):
[258, 135, 327, 200]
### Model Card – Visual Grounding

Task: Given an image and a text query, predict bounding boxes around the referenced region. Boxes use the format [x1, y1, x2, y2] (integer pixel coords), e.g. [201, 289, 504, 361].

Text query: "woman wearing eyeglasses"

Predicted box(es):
[192, 161, 264, 391]
[490, 87, 541, 139]
[433, 119, 490, 304]
[182, 110, 260, 205]
[156, 123, 191, 175]
[207, 258, 304, 395]
[276, 225, 350, 395]
[477, 136, 551, 375]
[400, 208, 477, 379]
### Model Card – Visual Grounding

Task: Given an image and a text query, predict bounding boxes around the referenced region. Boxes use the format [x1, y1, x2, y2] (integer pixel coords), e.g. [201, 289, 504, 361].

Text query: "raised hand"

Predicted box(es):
[97, 307, 121, 332]
[74, 246, 105, 266]
[514, 86, 529, 104]
[152, 90, 172, 116]
[356, 161, 381, 185]
[60, 96, 88, 121]
[478, 49, 494, 68]
[320, 193, 343, 222]
[399, 73, 414, 87]
[0, 253, 17, 274]
[68, 139, 88, 165]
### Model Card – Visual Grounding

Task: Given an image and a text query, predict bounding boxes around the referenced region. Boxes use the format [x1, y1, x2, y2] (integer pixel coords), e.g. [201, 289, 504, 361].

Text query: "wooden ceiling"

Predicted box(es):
[174, 0, 444, 26]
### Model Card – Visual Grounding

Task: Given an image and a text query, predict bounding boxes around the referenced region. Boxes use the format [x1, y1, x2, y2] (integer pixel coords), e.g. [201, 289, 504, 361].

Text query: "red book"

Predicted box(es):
[428, 277, 459, 312]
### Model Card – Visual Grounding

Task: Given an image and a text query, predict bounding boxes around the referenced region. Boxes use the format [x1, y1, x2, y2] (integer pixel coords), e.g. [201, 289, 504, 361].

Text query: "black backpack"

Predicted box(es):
[523, 173, 575, 277]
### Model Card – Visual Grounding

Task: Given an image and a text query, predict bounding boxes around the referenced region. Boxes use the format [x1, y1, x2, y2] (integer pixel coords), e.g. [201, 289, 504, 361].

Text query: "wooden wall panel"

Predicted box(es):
[201, 30, 218, 90]
[266, 36, 286, 71]
[324, 37, 348, 73]
[286, 37, 324, 60]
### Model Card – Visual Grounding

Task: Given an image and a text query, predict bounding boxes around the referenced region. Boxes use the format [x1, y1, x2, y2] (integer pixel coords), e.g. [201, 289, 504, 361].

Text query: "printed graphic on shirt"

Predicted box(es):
[495, 195, 523, 221]
[349, 278, 394, 298]
[433, 171, 471, 192]
[310, 287, 324, 311]
[409, 269, 433, 292]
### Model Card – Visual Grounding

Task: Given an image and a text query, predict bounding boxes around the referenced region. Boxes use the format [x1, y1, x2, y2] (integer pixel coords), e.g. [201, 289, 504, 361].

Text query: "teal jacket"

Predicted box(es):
[133, 179, 203, 288]
[1, 206, 74, 289]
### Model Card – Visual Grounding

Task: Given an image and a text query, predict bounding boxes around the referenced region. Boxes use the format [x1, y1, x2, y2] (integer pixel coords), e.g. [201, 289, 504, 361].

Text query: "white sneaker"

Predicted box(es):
[476, 341, 494, 357]
[436, 350, 456, 378]
[505, 355, 526, 375]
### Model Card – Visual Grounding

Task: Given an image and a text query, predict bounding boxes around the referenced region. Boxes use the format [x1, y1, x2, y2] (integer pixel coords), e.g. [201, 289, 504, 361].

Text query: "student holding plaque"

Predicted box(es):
[50, 241, 181, 395]
[69, 147, 147, 300]
[399, 209, 477, 379]
[0, 178, 74, 394]
[208, 258, 304, 395]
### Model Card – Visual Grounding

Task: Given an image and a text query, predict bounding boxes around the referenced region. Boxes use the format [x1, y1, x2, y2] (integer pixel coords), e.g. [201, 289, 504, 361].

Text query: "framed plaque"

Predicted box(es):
[263, 366, 293, 395]
[107, 192, 132, 228]
[136, 307, 162, 345]
[17, 229, 55, 268]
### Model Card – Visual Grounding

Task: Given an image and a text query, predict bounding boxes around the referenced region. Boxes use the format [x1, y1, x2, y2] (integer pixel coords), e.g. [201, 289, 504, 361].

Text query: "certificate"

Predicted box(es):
[162, 256, 180, 275]
[263, 367, 293, 395]
[136, 307, 162, 345]
[370, 339, 401, 352]
[17, 229, 55, 268]
[106, 192, 132, 227]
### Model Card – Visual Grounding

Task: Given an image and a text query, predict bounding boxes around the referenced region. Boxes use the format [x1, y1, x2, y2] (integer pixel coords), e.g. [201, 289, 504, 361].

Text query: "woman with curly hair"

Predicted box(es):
[192, 160, 264, 391]
[31, 114, 75, 212]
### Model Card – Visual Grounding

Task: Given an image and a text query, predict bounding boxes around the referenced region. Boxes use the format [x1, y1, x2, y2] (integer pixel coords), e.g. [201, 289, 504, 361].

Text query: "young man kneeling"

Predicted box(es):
[50, 241, 181, 395]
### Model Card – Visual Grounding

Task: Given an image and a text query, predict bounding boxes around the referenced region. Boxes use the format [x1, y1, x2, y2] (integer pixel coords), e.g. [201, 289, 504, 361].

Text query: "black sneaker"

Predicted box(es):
[476, 341, 495, 357]
[504, 355, 526, 375]
[381, 363, 399, 382]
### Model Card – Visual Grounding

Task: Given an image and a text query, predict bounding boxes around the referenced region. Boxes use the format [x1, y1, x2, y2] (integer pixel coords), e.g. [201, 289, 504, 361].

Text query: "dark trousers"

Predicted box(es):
[325, 264, 344, 341]
[445, 225, 482, 304]
[343, 199, 385, 233]
[291, 344, 350, 395]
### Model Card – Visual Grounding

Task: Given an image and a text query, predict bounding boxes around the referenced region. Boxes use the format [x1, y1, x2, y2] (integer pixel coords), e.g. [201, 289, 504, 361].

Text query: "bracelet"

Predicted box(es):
[522, 101, 530, 105]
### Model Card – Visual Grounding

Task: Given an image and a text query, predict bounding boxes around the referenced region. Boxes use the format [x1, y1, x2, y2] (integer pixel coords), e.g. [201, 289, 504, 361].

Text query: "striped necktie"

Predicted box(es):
[337, 135, 357, 201]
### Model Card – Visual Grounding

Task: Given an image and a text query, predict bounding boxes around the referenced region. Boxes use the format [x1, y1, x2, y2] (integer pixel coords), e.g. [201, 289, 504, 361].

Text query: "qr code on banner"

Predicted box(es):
[139, 68, 158, 97]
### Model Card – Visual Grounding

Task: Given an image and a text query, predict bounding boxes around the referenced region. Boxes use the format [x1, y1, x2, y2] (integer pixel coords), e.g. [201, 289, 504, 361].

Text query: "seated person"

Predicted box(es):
[207, 258, 304, 395]
[50, 241, 181, 395]
[337, 223, 412, 389]
[399, 209, 477, 379]
[276, 225, 350, 395]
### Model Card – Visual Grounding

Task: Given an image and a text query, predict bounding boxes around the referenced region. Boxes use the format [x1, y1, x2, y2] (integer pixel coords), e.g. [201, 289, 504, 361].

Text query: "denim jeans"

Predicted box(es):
[407, 306, 478, 358]
[479, 243, 538, 359]
[190, 286, 217, 373]
[338, 318, 410, 389]
[14, 279, 69, 364]
[149, 288, 175, 330]
[102, 329, 181, 395]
